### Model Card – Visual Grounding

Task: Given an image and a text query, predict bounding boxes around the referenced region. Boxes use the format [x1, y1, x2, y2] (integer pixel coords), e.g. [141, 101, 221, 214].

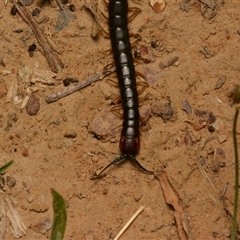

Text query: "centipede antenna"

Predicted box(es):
[130, 156, 153, 174]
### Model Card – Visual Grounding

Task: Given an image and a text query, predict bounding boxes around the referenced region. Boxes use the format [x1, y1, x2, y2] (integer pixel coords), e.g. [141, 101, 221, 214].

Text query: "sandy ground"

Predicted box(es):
[0, 0, 240, 239]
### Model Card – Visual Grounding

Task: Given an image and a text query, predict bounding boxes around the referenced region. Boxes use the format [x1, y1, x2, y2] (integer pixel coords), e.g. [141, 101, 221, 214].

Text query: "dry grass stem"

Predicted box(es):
[196, 135, 217, 188]
[113, 205, 146, 240]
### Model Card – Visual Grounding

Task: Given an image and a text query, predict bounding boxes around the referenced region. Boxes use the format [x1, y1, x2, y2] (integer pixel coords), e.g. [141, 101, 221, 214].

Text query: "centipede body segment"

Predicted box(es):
[92, 0, 152, 178]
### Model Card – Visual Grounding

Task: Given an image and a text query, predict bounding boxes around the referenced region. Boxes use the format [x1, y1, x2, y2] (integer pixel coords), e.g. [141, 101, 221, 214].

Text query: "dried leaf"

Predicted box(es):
[6, 78, 20, 104]
[155, 170, 192, 240]
[6, 195, 27, 236]
[19, 66, 57, 85]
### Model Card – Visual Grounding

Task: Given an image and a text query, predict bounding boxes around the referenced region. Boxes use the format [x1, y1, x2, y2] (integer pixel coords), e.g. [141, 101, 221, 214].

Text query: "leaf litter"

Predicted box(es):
[155, 170, 192, 240]
[0, 191, 27, 239]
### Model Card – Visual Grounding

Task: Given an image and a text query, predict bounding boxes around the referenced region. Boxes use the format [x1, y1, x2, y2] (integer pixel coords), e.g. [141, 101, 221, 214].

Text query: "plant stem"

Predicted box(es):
[231, 108, 239, 240]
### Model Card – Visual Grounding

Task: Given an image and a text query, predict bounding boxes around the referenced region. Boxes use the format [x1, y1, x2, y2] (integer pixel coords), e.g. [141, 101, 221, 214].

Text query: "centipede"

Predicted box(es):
[92, 0, 153, 178]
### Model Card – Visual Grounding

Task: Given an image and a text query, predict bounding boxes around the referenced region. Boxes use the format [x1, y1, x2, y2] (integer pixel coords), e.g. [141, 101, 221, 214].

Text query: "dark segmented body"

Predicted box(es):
[109, 0, 140, 155]
[92, 0, 152, 178]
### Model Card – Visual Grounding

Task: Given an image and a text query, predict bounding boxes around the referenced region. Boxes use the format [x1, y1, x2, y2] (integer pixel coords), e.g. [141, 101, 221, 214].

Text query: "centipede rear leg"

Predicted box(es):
[91, 154, 153, 179]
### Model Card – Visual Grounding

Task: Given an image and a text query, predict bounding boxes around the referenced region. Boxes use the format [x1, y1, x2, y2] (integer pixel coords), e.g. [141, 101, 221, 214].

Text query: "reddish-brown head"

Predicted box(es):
[119, 136, 140, 155]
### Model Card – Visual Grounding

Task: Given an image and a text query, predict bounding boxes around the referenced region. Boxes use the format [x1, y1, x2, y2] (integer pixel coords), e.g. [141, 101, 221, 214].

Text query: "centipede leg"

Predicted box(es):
[135, 73, 149, 95]
[98, 4, 142, 38]
[102, 0, 109, 8]
[128, 7, 142, 22]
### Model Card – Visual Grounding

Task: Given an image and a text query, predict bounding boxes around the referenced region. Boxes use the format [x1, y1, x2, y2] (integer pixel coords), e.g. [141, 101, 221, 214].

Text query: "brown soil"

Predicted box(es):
[0, 0, 239, 239]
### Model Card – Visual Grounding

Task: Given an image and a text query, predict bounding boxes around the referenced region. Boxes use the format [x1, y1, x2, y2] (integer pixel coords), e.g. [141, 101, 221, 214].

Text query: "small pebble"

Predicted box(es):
[184, 132, 193, 146]
[28, 43, 36, 57]
[102, 189, 108, 195]
[13, 29, 23, 33]
[149, 0, 166, 13]
[91, 108, 120, 138]
[139, 45, 155, 63]
[69, 4, 76, 12]
[219, 162, 226, 167]
[7, 112, 18, 122]
[208, 125, 215, 132]
[212, 232, 218, 238]
[151, 40, 159, 48]
[218, 135, 227, 143]
[0, 177, 4, 189]
[139, 104, 151, 122]
[28, 43, 36, 52]
[166, 46, 174, 53]
[22, 0, 34, 6]
[32, 218, 52, 234]
[0, 58, 6, 67]
[64, 130, 77, 138]
[61, 0, 69, 4]
[6, 176, 16, 188]
[63, 78, 78, 86]
[27, 196, 33, 203]
[22, 149, 29, 157]
[92, 156, 99, 163]
[10, 5, 17, 15]
[152, 98, 174, 121]
[223, 229, 231, 237]
[182, 100, 192, 114]
[62, 116, 68, 122]
[26, 95, 40, 116]
[133, 191, 142, 202]
[32, 8, 41, 17]
[85, 231, 95, 240]
[214, 76, 226, 90]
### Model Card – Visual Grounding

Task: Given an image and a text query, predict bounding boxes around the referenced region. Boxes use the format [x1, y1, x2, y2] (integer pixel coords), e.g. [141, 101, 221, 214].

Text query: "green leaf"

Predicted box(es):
[50, 189, 67, 240]
[0, 160, 13, 174]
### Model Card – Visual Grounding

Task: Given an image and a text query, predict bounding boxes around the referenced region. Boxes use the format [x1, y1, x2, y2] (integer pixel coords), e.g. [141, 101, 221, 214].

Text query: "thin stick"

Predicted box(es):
[14, 1, 64, 73]
[46, 66, 116, 103]
[113, 205, 146, 240]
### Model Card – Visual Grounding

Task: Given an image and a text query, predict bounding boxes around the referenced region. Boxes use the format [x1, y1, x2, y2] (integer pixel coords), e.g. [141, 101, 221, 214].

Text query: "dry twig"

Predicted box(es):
[46, 66, 116, 103]
[113, 205, 146, 240]
[14, 0, 64, 73]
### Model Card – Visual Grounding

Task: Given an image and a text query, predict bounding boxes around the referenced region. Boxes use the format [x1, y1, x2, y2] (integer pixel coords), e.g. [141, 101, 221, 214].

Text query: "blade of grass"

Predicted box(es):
[50, 189, 67, 240]
[231, 108, 239, 240]
[0, 160, 13, 174]
[228, 85, 240, 239]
